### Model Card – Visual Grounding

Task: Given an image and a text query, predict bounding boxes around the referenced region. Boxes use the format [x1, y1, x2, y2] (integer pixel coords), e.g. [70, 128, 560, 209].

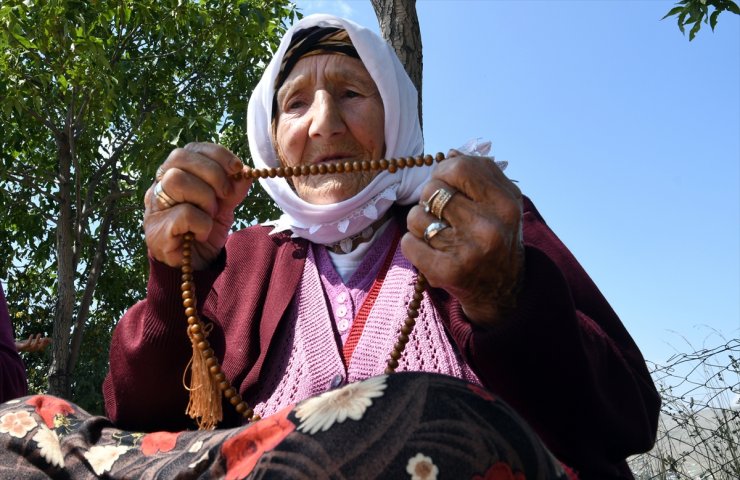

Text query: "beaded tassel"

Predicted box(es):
[185, 328, 223, 430]
[182, 152, 446, 429]
[181, 234, 223, 430]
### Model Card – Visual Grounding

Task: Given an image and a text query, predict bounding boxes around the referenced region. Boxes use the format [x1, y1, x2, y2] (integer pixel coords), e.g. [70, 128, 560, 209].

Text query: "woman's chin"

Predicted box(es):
[298, 190, 355, 205]
[295, 178, 370, 205]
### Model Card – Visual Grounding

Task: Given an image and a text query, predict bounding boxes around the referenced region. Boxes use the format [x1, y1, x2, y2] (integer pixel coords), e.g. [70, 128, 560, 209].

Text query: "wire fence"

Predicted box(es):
[629, 338, 740, 479]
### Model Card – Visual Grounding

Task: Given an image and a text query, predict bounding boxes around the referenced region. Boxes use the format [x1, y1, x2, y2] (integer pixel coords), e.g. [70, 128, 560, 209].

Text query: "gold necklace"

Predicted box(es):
[181, 152, 446, 429]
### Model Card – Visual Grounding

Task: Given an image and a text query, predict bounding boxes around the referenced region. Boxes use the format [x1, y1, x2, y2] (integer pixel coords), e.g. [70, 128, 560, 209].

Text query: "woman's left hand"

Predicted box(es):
[401, 149, 524, 327]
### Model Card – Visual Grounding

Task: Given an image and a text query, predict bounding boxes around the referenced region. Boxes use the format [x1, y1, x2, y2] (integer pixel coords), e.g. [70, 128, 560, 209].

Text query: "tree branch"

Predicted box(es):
[5, 170, 59, 202]
[68, 91, 84, 269]
[22, 104, 62, 137]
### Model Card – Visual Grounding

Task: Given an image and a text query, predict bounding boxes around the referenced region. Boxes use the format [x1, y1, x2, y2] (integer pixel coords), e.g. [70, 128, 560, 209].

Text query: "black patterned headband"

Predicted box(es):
[274, 26, 360, 93]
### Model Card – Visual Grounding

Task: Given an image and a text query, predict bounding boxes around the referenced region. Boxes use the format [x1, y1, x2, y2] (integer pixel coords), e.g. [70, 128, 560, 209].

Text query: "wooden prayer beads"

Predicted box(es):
[233, 152, 445, 180]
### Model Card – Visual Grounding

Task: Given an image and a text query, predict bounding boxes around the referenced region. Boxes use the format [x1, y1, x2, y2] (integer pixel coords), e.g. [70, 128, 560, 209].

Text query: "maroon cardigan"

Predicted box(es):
[104, 197, 659, 479]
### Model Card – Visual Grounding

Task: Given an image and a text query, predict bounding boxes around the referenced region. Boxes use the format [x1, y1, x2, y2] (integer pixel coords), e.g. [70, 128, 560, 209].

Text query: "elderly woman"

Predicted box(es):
[104, 14, 659, 479]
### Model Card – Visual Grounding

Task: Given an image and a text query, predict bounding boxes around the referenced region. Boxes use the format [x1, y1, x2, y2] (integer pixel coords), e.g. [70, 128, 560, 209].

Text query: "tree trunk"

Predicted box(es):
[49, 132, 75, 399]
[68, 197, 113, 372]
[370, 0, 423, 127]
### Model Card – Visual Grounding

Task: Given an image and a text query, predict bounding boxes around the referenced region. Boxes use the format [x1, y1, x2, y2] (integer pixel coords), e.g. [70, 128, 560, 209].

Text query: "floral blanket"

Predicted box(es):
[0, 372, 575, 479]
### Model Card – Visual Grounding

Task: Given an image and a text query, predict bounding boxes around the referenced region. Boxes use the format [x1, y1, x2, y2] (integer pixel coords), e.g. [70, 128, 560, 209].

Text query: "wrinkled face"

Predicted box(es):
[274, 54, 385, 205]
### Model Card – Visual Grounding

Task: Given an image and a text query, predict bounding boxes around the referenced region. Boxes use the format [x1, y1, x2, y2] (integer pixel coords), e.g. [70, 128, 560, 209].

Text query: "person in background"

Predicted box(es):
[0, 282, 28, 403]
[104, 14, 660, 479]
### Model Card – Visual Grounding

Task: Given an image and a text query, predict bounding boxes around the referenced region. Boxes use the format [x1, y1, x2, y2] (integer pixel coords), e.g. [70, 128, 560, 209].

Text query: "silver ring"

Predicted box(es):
[423, 221, 450, 244]
[153, 181, 177, 209]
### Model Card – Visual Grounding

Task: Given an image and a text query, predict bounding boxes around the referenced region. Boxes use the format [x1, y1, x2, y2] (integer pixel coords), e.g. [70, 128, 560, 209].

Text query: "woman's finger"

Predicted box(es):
[400, 231, 462, 289]
[158, 143, 243, 200]
[153, 168, 220, 217]
[434, 153, 521, 207]
[144, 202, 215, 267]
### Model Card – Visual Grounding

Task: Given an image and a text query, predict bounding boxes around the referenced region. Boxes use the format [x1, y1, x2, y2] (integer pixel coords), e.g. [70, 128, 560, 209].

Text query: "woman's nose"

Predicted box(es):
[307, 91, 346, 138]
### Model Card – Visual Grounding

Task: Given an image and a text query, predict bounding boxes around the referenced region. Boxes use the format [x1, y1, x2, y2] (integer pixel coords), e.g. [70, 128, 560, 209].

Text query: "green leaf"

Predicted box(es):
[170, 127, 183, 145]
[710, 9, 720, 29]
[689, 15, 703, 39]
[662, 6, 685, 19]
[677, 10, 689, 33]
[10, 32, 35, 49]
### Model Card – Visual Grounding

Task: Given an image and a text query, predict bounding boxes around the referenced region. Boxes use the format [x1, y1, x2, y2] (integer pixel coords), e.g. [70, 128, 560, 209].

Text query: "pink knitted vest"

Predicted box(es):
[250, 224, 480, 418]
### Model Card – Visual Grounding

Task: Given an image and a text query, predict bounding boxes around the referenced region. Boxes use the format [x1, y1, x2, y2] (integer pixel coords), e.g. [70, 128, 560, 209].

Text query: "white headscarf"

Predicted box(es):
[247, 14, 430, 244]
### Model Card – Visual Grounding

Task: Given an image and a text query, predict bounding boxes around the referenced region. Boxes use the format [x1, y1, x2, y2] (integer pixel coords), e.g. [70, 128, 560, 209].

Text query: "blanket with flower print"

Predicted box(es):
[0, 372, 576, 479]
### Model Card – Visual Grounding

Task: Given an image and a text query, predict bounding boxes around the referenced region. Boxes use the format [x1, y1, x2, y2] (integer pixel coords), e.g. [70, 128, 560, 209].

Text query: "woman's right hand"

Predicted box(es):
[144, 142, 252, 270]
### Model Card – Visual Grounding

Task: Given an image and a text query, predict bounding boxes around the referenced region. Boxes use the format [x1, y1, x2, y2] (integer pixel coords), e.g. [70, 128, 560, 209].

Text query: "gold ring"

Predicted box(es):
[424, 187, 456, 220]
[423, 189, 442, 215]
[155, 165, 167, 182]
[429, 187, 455, 220]
[153, 181, 177, 209]
[423, 220, 450, 244]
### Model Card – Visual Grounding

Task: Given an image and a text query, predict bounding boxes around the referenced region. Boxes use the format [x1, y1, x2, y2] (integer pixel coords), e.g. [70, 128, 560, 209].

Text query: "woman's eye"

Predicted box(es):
[343, 89, 360, 99]
[286, 99, 306, 110]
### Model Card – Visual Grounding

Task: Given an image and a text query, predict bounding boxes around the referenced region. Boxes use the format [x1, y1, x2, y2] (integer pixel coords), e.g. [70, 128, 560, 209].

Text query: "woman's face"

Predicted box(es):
[274, 54, 385, 205]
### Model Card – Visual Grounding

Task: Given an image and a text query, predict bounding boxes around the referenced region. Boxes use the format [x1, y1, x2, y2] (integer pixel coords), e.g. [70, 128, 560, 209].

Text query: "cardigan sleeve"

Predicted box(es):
[0, 283, 28, 403]
[103, 255, 224, 432]
[445, 197, 660, 478]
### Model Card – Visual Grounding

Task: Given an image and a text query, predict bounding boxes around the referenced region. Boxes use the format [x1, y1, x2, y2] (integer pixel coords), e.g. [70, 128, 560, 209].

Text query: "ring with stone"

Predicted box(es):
[423, 220, 450, 244]
[153, 181, 177, 209]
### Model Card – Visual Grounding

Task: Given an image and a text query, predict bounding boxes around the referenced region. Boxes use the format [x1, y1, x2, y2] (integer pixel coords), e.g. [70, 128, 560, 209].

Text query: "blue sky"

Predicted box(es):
[295, 0, 740, 365]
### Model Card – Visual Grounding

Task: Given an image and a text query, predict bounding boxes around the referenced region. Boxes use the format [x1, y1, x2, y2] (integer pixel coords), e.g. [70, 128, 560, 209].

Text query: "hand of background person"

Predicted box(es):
[144, 142, 252, 270]
[16, 333, 52, 353]
[402, 149, 524, 326]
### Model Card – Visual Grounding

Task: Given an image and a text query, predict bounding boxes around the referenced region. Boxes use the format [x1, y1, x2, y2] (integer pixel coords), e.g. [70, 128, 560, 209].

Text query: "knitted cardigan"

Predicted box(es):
[250, 221, 480, 418]
[103, 197, 660, 479]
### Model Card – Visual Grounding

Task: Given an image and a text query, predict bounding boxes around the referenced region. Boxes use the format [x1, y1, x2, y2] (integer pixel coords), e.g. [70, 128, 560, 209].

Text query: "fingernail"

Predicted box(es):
[232, 156, 243, 171]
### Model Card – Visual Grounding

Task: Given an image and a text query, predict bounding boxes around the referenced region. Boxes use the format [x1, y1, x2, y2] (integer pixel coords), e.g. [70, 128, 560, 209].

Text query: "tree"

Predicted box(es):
[663, 0, 740, 40]
[370, 0, 423, 126]
[0, 0, 294, 411]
